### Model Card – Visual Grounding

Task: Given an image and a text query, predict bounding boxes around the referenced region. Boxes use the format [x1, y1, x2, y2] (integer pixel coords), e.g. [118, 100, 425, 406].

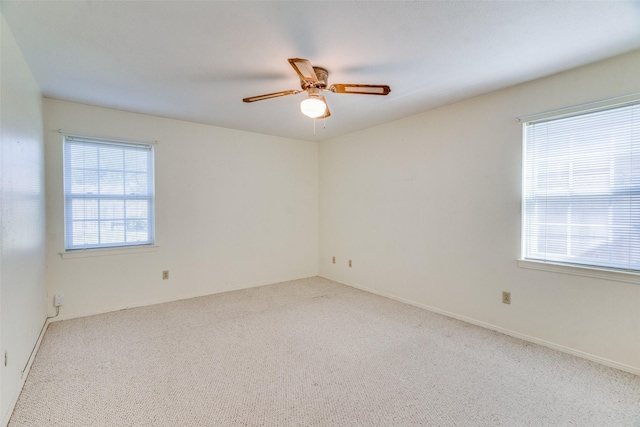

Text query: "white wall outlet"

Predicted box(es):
[502, 291, 511, 305]
[348, 260, 352, 268]
[162, 270, 169, 280]
[54, 293, 64, 307]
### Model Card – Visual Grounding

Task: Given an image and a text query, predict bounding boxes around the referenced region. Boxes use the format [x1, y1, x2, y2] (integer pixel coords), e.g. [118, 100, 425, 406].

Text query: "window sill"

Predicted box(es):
[60, 245, 159, 259]
[517, 259, 640, 285]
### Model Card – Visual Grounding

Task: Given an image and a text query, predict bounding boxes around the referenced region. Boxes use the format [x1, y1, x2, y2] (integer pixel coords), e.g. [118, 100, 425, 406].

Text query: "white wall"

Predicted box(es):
[319, 50, 640, 372]
[0, 12, 47, 425]
[44, 99, 318, 319]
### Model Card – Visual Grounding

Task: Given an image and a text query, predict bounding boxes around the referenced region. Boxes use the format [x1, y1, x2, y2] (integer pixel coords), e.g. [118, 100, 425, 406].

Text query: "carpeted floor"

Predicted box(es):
[9, 277, 640, 426]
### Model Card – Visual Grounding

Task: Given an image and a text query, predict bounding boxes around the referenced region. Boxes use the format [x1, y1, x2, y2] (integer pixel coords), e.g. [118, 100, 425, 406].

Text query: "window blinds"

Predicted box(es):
[63, 136, 155, 250]
[523, 102, 640, 272]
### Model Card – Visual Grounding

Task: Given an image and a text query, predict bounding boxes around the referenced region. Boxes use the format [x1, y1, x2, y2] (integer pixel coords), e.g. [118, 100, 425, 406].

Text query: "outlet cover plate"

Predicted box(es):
[502, 291, 511, 304]
[54, 293, 64, 307]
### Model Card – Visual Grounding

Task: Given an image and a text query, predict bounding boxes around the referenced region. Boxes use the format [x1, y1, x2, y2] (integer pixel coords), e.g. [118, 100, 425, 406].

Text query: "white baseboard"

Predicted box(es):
[50, 292, 213, 323]
[49, 276, 319, 323]
[2, 316, 52, 427]
[49, 288, 248, 323]
[335, 278, 640, 377]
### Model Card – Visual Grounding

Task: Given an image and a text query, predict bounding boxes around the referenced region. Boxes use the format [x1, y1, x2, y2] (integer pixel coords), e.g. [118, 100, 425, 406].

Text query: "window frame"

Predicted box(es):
[519, 95, 640, 280]
[62, 135, 156, 251]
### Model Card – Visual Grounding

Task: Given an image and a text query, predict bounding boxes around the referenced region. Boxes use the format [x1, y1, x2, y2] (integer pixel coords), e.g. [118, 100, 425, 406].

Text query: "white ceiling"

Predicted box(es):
[2, 1, 640, 142]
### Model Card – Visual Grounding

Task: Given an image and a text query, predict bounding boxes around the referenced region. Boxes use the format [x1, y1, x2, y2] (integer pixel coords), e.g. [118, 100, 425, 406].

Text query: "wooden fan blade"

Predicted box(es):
[288, 58, 319, 84]
[243, 90, 300, 103]
[319, 96, 331, 118]
[330, 84, 391, 95]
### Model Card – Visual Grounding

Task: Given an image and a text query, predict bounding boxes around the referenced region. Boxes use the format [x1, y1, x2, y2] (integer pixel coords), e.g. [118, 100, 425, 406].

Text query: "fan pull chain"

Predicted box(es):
[312, 117, 327, 136]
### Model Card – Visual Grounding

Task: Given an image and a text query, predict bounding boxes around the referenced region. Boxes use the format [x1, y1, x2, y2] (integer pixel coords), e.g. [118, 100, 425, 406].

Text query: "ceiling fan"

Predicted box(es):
[242, 58, 391, 119]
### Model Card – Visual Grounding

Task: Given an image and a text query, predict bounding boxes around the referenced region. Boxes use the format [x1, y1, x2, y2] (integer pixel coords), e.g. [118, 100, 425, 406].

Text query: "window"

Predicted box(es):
[522, 101, 640, 272]
[63, 136, 155, 250]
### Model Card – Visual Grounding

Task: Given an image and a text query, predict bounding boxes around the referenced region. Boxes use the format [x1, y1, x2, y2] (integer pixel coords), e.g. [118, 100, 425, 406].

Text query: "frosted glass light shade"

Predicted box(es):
[300, 97, 326, 118]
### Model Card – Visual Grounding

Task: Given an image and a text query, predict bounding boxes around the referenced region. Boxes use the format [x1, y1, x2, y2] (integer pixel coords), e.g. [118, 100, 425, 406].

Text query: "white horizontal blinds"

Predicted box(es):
[64, 136, 155, 250]
[523, 102, 640, 272]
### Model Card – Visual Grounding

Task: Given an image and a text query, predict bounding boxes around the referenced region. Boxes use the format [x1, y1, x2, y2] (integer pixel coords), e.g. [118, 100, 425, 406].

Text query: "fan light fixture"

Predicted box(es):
[243, 58, 391, 122]
[300, 96, 326, 118]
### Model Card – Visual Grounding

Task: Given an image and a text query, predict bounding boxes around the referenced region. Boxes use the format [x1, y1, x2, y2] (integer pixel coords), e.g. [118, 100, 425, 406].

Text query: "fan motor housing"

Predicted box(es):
[301, 67, 328, 90]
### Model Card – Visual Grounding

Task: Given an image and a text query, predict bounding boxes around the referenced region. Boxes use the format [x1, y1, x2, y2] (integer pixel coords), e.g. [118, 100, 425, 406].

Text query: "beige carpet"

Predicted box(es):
[9, 277, 640, 426]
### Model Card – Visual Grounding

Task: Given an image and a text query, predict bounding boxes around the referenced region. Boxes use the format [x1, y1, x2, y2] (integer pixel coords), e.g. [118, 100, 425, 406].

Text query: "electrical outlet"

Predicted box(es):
[502, 291, 511, 305]
[332, 256, 336, 264]
[348, 260, 352, 268]
[4, 351, 7, 367]
[162, 270, 169, 280]
[54, 293, 64, 307]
